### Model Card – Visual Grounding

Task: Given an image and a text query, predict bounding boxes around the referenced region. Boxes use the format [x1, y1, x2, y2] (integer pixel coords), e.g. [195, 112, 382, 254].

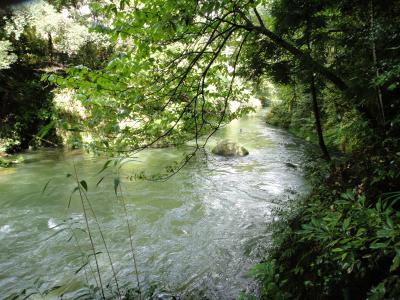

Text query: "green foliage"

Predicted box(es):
[0, 0, 113, 152]
[0, 1, 399, 299]
[0, 65, 60, 152]
[4, 0, 110, 58]
[248, 132, 400, 300]
[300, 191, 400, 275]
[47, 0, 261, 152]
[248, 260, 291, 299]
[266, 82, 374, 152]
[251, 188, 400, 299]
[243, 122, 400, 298]
[0, 158, 14, 167]
[266, 102, 292, 129]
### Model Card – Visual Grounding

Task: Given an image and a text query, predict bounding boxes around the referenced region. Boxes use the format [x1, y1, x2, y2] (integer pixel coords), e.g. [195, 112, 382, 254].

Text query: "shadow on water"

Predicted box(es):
[0, 110, 316, 299]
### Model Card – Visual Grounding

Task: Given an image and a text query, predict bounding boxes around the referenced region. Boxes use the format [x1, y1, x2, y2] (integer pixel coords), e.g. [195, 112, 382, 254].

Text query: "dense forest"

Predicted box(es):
[0, 0, 399, 299]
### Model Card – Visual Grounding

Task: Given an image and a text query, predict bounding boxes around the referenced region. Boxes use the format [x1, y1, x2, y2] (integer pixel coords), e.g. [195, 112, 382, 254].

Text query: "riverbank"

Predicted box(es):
[0, 152, 24, 168]
[252, 108, 400, 299]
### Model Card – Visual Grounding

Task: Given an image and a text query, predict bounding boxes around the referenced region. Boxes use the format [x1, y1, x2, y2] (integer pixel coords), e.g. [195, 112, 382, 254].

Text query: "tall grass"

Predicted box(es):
[36, 158, 144, 299]
[115, 173, 142, 299]
[72, 163, 106, 299]
[69, 159, 142, 299]
[79, 182, 122, 298]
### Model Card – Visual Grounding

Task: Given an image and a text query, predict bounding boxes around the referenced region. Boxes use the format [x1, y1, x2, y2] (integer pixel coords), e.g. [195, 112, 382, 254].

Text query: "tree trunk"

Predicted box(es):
[310, 74, 331, 161]
[369, 0, 385, 125]
[47, 32, 53, 63]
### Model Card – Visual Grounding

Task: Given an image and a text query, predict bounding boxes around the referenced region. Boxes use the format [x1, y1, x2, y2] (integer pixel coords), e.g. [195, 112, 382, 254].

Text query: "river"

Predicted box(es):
[0, 110, 313, 299]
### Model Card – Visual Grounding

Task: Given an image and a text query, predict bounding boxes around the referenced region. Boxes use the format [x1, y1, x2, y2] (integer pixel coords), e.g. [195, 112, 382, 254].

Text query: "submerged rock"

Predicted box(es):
[212, 140, 249, 157]
[285, 162, 297, 169]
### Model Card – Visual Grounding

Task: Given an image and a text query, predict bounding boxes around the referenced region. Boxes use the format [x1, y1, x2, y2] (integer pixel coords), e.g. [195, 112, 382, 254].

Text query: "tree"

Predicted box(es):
[244, 0, 399, 153]
[50, 0, 400, 158]
[50, 2, 340, 152]
[0, 0, 112, 152]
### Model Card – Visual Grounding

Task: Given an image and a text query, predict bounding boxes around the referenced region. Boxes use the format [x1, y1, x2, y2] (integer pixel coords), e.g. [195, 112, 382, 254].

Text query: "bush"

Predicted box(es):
[251, 186, 400, 299]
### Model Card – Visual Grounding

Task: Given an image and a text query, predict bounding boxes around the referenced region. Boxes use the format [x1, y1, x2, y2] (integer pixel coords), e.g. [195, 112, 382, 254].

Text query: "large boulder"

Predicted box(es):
[212, 140, 249, 157]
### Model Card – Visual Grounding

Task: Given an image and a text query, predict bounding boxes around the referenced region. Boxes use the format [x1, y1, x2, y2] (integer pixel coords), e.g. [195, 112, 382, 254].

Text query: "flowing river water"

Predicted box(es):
[0, 110, 314, 299]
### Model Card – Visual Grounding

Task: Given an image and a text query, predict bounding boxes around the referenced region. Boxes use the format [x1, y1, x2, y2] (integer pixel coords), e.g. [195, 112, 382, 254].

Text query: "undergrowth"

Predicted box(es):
[244, 135, 400, 299]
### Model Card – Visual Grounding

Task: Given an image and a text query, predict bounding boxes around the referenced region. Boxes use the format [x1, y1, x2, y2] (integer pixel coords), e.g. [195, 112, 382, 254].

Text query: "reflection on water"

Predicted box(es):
[0, 110, 313, 299]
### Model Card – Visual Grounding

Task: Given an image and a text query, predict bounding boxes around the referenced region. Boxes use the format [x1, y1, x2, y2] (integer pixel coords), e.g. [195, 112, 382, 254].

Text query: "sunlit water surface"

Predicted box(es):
[0, 110, 314, 299]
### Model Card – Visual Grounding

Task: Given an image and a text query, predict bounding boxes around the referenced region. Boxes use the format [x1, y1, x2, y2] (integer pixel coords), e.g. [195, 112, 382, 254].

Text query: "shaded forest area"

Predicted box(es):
[0, 0, 112, 154]
[1, 0, 400, 299]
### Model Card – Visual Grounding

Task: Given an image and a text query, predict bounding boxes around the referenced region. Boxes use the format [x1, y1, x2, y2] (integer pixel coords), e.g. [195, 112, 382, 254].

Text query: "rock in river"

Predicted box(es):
[212, 140, 249, 157]
[285, 162, 298, 169]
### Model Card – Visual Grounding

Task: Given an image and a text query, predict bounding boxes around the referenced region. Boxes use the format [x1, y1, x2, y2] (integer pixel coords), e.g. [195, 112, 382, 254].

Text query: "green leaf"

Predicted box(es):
[75, 262, 89, 274]
[96, 176, 105, 187]
[68, 186, 79, 208]
[97, 159, 113, 174]
[80, 180, 88, 192]
[386, 216, 394, 228]
[42, 179, 52, 194]
[342, 217, 351, 230]
[114, 177, 120, 196]
[390, 252, 400, 272]
[36, 120, 56, 140]
[388, 83, 398, 91]
[332, 247, 344, 252]
[376, 229, 393, 238]
[370, 242, 390, 249]
[356, 228, 366, 236]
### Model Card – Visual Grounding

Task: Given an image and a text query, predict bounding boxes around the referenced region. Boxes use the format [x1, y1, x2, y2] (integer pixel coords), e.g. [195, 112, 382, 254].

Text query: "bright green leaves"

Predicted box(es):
[49, 0, 256, 153]
[299, 190, 400, 276]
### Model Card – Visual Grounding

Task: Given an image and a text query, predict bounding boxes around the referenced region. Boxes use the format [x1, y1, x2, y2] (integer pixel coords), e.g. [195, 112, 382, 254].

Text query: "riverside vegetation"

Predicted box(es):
[248, 1, 400, 298]
[1, 0, 400, 299]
